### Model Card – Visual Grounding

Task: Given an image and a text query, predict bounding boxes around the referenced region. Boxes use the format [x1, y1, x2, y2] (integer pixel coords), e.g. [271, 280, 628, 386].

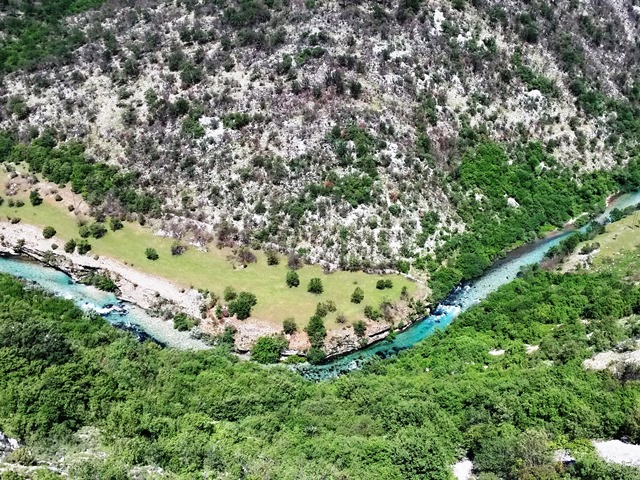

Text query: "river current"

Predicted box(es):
[1, 190, 639, 379]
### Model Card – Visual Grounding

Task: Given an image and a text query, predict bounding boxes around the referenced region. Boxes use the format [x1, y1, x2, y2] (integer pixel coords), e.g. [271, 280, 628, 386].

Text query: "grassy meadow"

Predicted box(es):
[0, 177, 418, 329]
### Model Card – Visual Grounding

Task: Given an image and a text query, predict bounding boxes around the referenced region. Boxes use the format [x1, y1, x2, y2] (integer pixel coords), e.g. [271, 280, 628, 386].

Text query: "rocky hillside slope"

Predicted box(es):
[1, 0, 639, 269]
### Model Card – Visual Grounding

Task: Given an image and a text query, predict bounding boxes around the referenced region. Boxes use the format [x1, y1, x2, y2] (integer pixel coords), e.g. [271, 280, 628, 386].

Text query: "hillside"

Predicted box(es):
[1, 0, 639, 272]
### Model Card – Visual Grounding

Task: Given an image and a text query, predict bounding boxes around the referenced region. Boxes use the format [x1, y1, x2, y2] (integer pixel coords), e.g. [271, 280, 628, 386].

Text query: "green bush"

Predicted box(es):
[224, 286, 237, 302]
[251, 336, 288, 364]
[63, 239, 76, 253]
[77, 239, 91, 255]
[228, 292, 258, 320]
[89, 222, 107, 238]
[173, 313, 197, 332]
[351, 287, 364, 303]
[283, 318, 297, 334]
[307, 278, 324, 294]
[42, 226, 56, 239]
[78, 225, 90, 238]
[29, 190, 42, 206]
[145, 248, 159, 260]
[353, 320, 367, 338]
[109, 217, 123, 231]
[286, 270, 300, 288]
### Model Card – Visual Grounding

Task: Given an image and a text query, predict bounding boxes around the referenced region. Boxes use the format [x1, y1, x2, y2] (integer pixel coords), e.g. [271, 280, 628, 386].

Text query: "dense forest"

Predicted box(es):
[2, 265, 640, 478]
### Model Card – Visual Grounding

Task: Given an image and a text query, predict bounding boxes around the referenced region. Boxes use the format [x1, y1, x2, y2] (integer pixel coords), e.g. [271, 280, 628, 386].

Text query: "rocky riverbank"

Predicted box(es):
[0, 221, 419, 360]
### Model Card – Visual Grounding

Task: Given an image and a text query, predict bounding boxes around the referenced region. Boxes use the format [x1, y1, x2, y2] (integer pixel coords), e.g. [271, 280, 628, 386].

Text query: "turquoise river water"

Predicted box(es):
[1, 190, 639, 379]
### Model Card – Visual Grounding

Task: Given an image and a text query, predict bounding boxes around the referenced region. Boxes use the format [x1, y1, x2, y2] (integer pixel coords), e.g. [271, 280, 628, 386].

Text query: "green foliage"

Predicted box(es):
[42, 226, 56, 239]
[353, 319, 367, 338]
[305, 314, 326, 348]
[173, 313, 198, 332]
[251, 336, 288, 364]
[282, 317, 297, 334]
[222, 112, 252, 129]
[307, 277, 323, 294]
[351, 286, 364, 303]
[88, 222, 107, 239]
[223, 286, 237, 301]
[63, 238, 76, 253]
[79, 272, 117, 292]
[376, 279, 393, 290]
[1, 264, 640, 477]
[1, 137, 159, 215]
[145, 247, 159, 260]
[109, 217, 123, 231]
[429, 141, 617, 301]
[77, 239, 91, 254]
[228, 292, 258, 320]
[0, 0, 102, 74]
[29, 190, 43, 206]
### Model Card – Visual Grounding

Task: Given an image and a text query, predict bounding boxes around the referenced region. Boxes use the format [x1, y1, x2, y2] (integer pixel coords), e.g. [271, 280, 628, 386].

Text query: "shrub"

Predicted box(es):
[171, 241, 187, 256]
[236, 246, 257, 265]
[286, 270, 300, 288]
[64, 239, 76, 253]
[353, 320, 367, 338]
[266, 249, 280, 265]
[251, 336, 288, 364]
[307, 347, 326, 364]
[315, 302, 328, 317]
[173, 313, 198, 331]
[336, 313, 347, 323]
[89, 222, 107, 238]
[78, 225, 90, 238]
[77, 239, 91, 255]
[228, 292, 258, 320]
[145, 247, 159, 260]
[42, 226, 56, 239]
[351, 287, 364, 303]
[364, 305, 381, 321]
[376, 279, 394, 290]
[283, 317, 297, 334]
[109, 217, 123, 231]
[305, 314, 326, 347]
[308, 278, 324, 294]
[224, 286, 237, 302]
[29, 190, 42, 206]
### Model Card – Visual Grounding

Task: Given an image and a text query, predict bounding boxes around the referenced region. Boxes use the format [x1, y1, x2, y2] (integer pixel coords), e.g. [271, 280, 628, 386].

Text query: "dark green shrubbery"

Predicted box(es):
[228, 292, 258, 320]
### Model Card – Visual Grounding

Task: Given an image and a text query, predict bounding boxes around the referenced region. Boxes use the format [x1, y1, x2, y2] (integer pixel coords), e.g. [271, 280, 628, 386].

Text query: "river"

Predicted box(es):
[0, 190, 639, 379]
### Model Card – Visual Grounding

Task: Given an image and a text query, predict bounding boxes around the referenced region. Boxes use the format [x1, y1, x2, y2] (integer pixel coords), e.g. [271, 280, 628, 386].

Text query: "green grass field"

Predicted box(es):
[0, 183, 418, 329]
[583, 212, 640, 281]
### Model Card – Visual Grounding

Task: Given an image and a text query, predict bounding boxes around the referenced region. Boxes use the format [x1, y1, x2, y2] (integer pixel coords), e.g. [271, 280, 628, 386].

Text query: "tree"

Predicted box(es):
[224, 286, 237, 302]
[78, 225, 90, 238]
[286, 270, 300, 288]
[89, 222, 107, 238]
[307, 278, 323, 294]
[353, 320, 367, 338]
[173, 313, 197, 332]
[64, 239, 76, 253]
[145, 248, 159, 260]
[42, 226, 56, 239]
[306, 347, 326, 364]
[283, 318, 297, 334]
[305, 314, 326, 347]
[228, 292, 258, 320]
[29, 190, 42, 206]
[77, 239, 91, 255]
[251, 336, 288, 364]
[351, 287, 364, 303]
[171, 241, 187, 256]
[109, 217, 123, 231]
[265, 249, 280, 265]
